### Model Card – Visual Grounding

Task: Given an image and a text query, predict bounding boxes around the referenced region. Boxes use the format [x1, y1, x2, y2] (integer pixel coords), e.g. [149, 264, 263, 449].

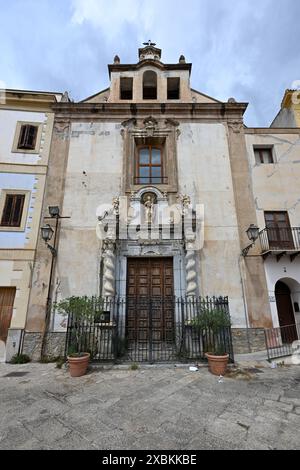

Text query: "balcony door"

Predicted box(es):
[264, 212, 294, 249]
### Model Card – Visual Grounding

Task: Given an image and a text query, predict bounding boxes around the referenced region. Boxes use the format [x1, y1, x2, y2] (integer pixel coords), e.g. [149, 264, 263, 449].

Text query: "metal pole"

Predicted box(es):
[41, 215, 59, 358]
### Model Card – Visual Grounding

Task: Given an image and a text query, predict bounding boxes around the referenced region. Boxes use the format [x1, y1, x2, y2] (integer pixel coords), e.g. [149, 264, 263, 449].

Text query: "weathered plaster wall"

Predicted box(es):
[53, 122, 123, 301]
[245, 132, 300, 229]
[177, 122, 246, 327]
[227, 125, 272, 328]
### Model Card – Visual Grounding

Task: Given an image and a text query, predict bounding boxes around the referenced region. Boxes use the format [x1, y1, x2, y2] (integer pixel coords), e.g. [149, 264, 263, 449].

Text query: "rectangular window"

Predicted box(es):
[136, 145, 164, 184]
[167, 77, 180, 100]
[17, 124, 38, 150]
[0, 194, 25, 227]
[254, 147, 274, 164]
[120, 78, 133, 100]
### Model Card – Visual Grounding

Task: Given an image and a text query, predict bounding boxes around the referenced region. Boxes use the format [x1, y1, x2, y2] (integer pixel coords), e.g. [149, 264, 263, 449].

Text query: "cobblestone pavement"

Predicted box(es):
[0, 362, 299, 450]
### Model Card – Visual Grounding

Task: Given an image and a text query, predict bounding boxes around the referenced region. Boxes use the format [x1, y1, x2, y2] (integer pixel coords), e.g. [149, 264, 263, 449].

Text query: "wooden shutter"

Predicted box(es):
[0, 287, 16, 343]
[1, 194, 25, 227]
[18, 125, 38, 150]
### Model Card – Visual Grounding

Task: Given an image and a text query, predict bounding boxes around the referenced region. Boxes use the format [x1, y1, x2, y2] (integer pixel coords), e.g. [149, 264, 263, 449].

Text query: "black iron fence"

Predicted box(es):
[264, 323, 299, 361]
[65, 295, 234, 363]
[259, 227, 300, 252]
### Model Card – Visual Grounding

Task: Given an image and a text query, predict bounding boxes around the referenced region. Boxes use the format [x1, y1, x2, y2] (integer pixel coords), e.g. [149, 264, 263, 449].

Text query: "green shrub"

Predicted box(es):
[130, 363, 139, 371]
[10, 354, 31, 364]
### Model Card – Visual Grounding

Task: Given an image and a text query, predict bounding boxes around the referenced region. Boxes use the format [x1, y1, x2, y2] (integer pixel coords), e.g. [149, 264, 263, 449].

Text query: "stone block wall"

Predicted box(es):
[21, 332, 66, 361]
[232, 328, 266, 354]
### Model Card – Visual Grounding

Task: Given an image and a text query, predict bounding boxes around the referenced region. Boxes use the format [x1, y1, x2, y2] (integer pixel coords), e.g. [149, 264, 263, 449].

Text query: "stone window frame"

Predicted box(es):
[136, 143, 164, 185]
[12, 121, 43, 154]
[122, 120, 179, 194]
[253, 145, 275, 165]
[0, 189, 31, 232]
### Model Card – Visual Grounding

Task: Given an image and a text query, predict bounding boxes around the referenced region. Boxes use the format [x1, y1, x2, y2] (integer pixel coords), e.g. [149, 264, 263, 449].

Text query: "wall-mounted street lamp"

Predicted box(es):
[41, 224, 56, 256]
[246, 224, 259, 243]
[48, 205, 60, 218]
[242, 224, 260, 256]
[40, 206, 70, 357]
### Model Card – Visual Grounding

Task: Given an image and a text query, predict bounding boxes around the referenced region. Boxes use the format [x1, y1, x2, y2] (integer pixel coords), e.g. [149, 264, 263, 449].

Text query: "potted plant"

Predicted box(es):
[189, 308, 231, 376]
[54, 296, 102, 377]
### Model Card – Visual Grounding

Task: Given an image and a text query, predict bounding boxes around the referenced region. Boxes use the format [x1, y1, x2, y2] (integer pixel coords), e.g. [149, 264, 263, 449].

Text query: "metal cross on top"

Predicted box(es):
[143, 40, 156, 47]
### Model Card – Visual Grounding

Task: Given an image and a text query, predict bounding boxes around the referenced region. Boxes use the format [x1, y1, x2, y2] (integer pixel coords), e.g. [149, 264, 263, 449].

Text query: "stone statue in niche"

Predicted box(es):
[112, 197, 119, 215]
[144, 194, 154, 223]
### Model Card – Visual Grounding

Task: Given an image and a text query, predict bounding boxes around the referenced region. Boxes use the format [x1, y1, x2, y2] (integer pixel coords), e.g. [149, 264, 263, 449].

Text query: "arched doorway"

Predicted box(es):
[275, 280, 298, 343]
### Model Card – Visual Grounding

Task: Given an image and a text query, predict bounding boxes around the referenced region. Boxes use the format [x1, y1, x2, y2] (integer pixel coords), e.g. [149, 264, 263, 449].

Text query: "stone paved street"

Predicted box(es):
[0, 362, 299, 450]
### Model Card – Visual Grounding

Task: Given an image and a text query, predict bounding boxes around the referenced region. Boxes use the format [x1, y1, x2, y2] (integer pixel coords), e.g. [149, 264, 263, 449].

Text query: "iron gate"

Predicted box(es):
[65, 296, 234, 363]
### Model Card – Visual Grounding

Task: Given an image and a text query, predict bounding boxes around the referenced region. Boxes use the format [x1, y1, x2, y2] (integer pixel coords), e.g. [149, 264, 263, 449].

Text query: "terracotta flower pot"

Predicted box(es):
[205, 352, 229, 376]
[67, 353, 90, 377]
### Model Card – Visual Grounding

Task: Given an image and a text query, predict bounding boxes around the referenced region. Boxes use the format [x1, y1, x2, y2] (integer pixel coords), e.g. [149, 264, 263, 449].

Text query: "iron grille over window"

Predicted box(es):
[254, 147, 274, 164]
[17, 125, 38, 150]
[1, 194, 25, 227]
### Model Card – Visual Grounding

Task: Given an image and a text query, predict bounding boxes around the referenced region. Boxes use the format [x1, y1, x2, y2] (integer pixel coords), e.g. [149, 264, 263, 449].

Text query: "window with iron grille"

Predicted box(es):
[254, 147, 274, 164]
[0, 194, 25, 227]
[17, 124, 38, 150]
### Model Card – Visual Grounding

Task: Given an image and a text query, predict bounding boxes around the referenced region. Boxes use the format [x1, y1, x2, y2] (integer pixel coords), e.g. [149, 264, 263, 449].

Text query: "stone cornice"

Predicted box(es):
[52, 102, 248, 121]
[245, 128, 300, 134]
[0, 163, 48, 174]
[108, 61, 192, 77]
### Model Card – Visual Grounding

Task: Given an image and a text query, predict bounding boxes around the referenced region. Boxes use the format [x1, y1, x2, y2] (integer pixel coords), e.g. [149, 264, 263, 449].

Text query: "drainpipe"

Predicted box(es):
[238, 254, 251, 352]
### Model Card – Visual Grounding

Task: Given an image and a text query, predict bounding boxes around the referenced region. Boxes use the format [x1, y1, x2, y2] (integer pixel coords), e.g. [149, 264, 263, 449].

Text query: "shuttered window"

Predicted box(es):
[17, 124, 38, 150]
[1, 194, 25, 227]
[254, 147, 274, 164]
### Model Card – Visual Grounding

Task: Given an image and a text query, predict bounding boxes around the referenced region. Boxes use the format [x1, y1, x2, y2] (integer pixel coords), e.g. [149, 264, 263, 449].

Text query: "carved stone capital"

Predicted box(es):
[228, 120, 243, 134]
[165, 118, 180, 127]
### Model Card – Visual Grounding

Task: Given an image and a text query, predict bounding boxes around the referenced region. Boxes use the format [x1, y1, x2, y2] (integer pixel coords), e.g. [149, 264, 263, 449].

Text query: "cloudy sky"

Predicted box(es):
[0, 0, 299, 126]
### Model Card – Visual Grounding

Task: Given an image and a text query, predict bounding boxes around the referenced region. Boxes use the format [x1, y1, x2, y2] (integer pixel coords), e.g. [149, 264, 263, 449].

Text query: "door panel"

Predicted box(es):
[0, 287, 16, 343]
[126, 258, 174, 343]
[275, 281, 298, 343]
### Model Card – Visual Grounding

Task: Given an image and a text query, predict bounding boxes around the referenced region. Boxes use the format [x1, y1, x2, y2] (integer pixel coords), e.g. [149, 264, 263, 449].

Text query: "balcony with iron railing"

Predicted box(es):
[259, 227, 300, 261]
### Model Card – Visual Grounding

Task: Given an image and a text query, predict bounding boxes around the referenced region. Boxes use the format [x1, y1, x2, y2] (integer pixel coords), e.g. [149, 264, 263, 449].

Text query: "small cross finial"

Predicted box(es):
[143, 40, 156, 47]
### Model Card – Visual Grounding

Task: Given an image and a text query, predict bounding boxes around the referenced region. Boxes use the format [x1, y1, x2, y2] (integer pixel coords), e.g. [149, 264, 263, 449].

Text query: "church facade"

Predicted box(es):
[2, 43, 300, 360]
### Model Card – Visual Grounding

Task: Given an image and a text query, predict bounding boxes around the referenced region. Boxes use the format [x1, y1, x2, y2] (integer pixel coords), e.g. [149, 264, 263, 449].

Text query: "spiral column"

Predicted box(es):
[185, 242, 197, 297]
[102, 241, 116, 297]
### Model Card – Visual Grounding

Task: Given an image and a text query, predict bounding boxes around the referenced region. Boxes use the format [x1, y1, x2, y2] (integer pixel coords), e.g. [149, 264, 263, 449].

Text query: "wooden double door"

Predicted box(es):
[126, 258, 174, 343]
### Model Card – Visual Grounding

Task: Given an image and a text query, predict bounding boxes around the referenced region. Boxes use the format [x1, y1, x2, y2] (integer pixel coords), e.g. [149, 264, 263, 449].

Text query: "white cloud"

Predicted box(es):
[71, 0, 151, 41]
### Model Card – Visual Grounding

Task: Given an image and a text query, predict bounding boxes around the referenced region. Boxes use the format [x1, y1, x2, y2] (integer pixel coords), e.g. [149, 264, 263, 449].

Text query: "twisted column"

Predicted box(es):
[185, 242, 197, 297]
[102, 241, 116, 297]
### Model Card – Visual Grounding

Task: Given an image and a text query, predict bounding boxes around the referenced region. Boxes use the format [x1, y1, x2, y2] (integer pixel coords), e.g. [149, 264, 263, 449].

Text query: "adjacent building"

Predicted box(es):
[0, 89, 62, 362]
